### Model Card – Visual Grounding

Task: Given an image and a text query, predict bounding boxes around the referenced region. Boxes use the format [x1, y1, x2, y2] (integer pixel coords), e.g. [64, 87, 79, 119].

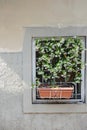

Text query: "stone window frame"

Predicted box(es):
[23, 27, 87, 113]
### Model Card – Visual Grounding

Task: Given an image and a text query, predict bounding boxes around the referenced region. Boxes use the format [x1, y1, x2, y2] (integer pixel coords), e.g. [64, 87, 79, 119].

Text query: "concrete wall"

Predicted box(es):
[0, 0, 87, 130]
[0, 0, 87, 51]
[0, 52, 87, 130]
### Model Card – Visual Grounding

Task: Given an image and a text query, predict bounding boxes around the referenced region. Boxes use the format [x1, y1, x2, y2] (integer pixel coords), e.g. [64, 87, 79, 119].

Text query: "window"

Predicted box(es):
[32, 36, 85, 103]
[23, 27, 87, 113]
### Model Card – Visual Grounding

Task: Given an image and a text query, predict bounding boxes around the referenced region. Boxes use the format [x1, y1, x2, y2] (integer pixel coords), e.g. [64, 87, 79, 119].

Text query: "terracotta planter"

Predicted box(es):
[37, 87, 74, 99]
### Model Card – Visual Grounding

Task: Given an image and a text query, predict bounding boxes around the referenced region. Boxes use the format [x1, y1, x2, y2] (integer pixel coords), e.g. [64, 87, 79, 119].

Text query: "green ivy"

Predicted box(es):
[35, 37, 84, 84]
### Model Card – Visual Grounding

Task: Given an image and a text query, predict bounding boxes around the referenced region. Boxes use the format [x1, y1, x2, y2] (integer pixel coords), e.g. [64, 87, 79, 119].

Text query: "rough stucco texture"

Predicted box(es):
[0, 0, 87, 50]
[0, 52, 87, 130]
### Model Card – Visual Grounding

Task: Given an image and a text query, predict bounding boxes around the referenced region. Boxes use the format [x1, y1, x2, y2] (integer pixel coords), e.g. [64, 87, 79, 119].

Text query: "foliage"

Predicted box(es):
[35, 37, 84, 85]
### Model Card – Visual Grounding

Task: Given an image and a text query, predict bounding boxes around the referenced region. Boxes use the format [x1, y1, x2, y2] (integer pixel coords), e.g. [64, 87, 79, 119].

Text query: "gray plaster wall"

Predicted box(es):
[0, 52, 87, 130]
[1, 0, 87, 129]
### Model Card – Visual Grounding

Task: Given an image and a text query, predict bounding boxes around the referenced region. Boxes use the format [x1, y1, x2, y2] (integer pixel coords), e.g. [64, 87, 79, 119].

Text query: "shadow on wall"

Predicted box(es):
[0, 52, 24, 94]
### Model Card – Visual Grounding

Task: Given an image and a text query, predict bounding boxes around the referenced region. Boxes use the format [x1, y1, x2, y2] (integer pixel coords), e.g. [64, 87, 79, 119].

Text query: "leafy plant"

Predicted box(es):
[35, 37, 84, 86]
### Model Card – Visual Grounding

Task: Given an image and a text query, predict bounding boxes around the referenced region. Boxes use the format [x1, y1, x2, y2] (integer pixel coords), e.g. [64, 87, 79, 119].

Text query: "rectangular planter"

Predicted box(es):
[37, 87, 74, 99]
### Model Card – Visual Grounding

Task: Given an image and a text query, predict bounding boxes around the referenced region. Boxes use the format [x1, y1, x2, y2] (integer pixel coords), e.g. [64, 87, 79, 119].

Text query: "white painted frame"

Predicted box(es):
[23, 27, 87, 113]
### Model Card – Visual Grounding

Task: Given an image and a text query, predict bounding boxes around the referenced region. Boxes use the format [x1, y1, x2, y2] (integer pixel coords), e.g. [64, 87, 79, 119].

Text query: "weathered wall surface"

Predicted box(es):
[0, 0, 87, 51]
[0, 52, 87, 130]
[0, 0, 87, 130]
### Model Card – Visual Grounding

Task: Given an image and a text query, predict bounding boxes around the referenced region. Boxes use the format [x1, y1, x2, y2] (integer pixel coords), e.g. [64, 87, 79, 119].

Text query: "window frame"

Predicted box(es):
[23, 27, 87, 113]
[32, 36, 85, 104]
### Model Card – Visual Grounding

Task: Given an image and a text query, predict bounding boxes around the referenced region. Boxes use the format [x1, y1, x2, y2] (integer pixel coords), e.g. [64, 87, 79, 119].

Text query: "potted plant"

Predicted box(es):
[35, 37, 83, 99]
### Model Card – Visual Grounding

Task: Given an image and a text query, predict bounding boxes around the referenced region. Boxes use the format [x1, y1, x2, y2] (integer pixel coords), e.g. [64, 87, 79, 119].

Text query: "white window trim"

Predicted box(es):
[23, 27, 87, 113]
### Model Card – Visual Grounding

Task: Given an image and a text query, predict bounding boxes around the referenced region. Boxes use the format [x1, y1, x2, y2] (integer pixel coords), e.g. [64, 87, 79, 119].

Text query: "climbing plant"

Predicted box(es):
[35, 37, 83, 85]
